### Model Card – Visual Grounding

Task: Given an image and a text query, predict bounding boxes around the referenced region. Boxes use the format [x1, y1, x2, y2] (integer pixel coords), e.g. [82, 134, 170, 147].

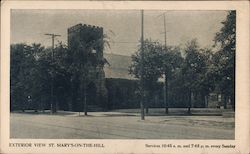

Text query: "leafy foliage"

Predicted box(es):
[213, 11, 236, 110]
[129, 39, 184, 110]
[10, 43, 71, 111]
[11, 11, 235, 111]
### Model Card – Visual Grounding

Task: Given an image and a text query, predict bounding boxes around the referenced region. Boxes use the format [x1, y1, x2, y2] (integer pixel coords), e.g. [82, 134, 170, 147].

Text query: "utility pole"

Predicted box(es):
[158, 12, 169, 114]
[80, 63, 88, 116]
[163, 13, 167, 48]
[44, 33, 61, 114]
[163, 13, 169, 114]
[140, 10, 145, 120]
[83, 64, 88, 116]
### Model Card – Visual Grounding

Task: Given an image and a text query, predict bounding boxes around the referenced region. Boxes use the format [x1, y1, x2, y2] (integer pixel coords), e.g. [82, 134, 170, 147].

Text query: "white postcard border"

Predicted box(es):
[1, 1, 249, 154]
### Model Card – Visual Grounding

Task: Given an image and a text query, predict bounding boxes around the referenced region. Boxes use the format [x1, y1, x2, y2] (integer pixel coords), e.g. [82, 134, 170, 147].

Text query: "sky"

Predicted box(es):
[11, 10, 228, 56]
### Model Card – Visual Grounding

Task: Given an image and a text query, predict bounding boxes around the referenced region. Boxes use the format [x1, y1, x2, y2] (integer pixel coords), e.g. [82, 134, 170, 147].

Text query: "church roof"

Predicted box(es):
[103, 53, 135, 80]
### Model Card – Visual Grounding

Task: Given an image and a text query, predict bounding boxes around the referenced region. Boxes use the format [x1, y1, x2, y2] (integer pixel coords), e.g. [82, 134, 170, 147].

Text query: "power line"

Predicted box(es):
[111, 41, 139, 44]
[110, 41, 164, 44]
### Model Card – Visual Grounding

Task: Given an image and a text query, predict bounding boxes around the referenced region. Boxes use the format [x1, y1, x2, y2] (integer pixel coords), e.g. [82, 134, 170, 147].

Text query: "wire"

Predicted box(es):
[111, 41, 139, 44]
[110, 41, 164, 44]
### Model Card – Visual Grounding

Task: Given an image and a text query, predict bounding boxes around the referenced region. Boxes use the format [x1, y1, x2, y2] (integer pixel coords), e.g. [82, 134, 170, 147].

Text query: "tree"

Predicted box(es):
[52, 43, 72, 111]
[28, 43, 46, 111]
[182, 39, 198, 113]
[129, 39, 183, 114]
[10, 43, 47, 111]
[129, 39, 163, 113]
[197, 48, 215, 107]
[11, 43, 28, 111]
[160, 46, 183, 113]
[11, 42, 74, 112]
[182, 39, 207, 113]
[213, 11, 236, 110]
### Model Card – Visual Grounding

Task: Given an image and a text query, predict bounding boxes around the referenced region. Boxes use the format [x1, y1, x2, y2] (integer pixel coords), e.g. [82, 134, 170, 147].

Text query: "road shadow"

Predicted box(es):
[11, 110, 77, 116]
[103, 113, 137, 117]
[145, 113, 222, 116]
[11, 109, 225, 117]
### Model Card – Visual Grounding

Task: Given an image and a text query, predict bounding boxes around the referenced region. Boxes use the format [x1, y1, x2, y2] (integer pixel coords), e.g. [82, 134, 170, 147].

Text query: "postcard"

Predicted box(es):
[1, 1, 249, 154]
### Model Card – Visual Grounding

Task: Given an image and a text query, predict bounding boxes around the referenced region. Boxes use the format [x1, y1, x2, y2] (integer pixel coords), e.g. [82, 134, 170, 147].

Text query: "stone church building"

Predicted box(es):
[64, 23, 216, 112]
[68, 23, 109, 111]
[67, 23, 165, 111]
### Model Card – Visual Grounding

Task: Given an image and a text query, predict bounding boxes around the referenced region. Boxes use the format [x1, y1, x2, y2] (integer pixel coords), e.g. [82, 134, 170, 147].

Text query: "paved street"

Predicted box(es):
[10, 111, 234, 139]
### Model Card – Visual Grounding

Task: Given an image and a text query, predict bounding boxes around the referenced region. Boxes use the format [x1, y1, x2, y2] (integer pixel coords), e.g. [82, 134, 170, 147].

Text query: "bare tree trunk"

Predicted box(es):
[223, 94, 227, 109]
[164, 73, 169, 114]
[146, 106, 149, 114]
[205, 95, 208, 108]
[187, 90, 192, 114]
[140, 94, 145, 120]
[84, 82, 87, 116]
[231, 94, 235, 111]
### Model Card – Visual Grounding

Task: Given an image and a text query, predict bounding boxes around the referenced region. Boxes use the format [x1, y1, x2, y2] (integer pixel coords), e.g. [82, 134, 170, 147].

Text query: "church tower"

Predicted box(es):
[68, 23, 108, 111]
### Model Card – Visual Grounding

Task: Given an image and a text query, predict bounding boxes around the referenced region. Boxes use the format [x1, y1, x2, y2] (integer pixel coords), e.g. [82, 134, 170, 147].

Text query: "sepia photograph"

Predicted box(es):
[1, 1, 249, 154]
[10, 9, 235, 139]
